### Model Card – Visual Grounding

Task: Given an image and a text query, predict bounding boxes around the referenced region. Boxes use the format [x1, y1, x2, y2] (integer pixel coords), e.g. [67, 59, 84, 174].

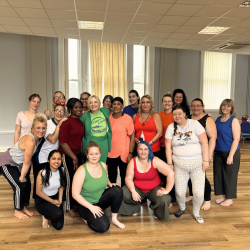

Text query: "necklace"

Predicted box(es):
[141, 113, 150, 126]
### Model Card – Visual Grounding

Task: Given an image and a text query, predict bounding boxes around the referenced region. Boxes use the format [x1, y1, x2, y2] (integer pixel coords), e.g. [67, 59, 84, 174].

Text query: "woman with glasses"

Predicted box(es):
[80, 92, 91, 115]
[32, 104, 67, 199]
[44, 91, 67, 119]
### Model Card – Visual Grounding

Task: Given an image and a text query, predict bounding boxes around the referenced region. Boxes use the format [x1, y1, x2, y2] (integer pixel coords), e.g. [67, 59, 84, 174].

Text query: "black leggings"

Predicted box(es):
[77, 186, 123, 233]
[0, 165, 30, 211]
[107, 156, 128, 187]
[35, 193, 64, 230]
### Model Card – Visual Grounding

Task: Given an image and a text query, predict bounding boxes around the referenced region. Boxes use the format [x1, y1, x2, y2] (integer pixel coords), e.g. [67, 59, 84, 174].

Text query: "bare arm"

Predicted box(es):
[128, 131, 135, 162]
[44, 109, 50, 120]
[151, 113, 163, 145]
[47, 118, 67, 144]
[60, 143, 79, 170]
[227, 118, 241, 165]
[206, 117, 217, 162]
[14, 124, 21, 144]
[165, 138, 173, 169]
[198, 132, 209, 172]
[133, 114, 140, 144]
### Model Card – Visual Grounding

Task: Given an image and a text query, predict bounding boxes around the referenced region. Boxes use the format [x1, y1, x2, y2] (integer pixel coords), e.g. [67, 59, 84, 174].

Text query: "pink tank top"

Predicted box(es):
[133, 157, 162, 193]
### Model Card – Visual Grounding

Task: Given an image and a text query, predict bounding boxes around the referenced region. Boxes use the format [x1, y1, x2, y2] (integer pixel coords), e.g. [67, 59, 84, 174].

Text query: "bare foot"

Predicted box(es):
[185, 196, 193, 202]
[201, 201, 211, 210]
[168, 203, 173, 208]
[80, 218, 87, 224]
[42, 216, 50, 228]
[154, 216, 159, 219]
[111, 218, 125, 229]
[132, 213, 138, 216]
[23, 207, 34, 217]
[14, 210, 29, 219]
[65, 210, 78, 219]
[220, 199, 233, 207]
[215, 196, 226, 204]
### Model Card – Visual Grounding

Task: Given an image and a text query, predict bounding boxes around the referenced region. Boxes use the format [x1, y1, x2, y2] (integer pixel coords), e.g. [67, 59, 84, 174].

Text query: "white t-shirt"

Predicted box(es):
[41, 169, 61, 196]
[38, 119, 59, 163]
[165, 119, 205, 159]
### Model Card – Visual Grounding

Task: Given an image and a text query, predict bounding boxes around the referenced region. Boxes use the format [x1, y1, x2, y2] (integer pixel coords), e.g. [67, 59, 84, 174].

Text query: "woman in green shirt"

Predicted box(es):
[80, 95, 112, 163]
[72, 141, 125, 233]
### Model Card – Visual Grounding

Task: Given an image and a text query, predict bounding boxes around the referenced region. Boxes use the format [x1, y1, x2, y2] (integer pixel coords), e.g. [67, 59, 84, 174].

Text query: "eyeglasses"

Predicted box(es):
[54, 96, 64, 100]
[80, 98, 88, 101]
[54, 109, 65, 114]
[191, 105, 202, 108]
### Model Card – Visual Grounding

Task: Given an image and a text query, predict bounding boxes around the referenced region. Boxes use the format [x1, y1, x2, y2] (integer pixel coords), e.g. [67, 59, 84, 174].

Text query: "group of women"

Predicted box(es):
[0, 88, 241, 232]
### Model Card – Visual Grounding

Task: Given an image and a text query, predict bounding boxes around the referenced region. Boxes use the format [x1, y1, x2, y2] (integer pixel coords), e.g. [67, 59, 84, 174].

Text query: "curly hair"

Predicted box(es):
[138, 95, 154, 116]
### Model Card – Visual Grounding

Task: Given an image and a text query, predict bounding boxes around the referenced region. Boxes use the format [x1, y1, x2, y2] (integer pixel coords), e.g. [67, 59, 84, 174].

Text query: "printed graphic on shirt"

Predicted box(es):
[175, 131, 192, 146]
[91, 117, 106, 134]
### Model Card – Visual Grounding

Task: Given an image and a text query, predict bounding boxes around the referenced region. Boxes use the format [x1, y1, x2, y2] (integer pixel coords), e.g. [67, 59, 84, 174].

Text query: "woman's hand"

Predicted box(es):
[58, 117, 68, 127]
[132, 190, 141, 202]
[108, 183, 120, 187]
[19, 176, 27, 182]
[52, 199, 61, 207]
[73, 157, 79, 170]
[156, 187, 169, 196]
[202, 161, 210, 172]
[227, 155, 233, 165]
[90, 205, 104, 218]
[135, 138, 140, 144]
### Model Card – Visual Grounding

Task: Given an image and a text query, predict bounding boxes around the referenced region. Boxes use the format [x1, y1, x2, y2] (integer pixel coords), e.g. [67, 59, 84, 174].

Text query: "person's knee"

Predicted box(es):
[111, 186, 123, 197]
[53, 209, 64, 221]
[54, 222, 64, 230]
[157, 195, 171, 207]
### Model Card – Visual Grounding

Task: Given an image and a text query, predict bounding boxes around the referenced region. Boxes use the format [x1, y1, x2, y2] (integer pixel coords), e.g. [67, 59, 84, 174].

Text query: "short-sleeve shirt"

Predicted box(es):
[16, 111, 47, 138]
[90, 110, 107, 137]
[58, 116, 84, 155]
[123, 105, 138, 118]
[165, 119, 205, 159]
[159, 111, 174, 148]
[108, 113, 134, 163]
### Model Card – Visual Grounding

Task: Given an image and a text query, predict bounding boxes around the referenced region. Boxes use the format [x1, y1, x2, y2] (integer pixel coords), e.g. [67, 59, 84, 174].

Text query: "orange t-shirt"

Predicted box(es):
[108, 114, 134, 163]
[159, 111, 174, 147]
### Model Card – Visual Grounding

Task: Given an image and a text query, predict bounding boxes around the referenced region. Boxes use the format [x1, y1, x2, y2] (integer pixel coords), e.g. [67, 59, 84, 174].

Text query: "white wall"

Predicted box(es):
[0, 33, 27, 151]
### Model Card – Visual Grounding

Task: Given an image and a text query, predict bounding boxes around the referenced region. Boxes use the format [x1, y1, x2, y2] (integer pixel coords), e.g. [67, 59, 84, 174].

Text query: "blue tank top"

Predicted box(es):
[215, 116, 240, 152]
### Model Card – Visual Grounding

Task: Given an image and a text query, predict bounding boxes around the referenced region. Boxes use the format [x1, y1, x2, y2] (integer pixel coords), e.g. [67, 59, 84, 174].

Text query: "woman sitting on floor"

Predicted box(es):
[72, 141, 125, 233]
[36, 150, 66, 229]
[118, 141, 174, 221]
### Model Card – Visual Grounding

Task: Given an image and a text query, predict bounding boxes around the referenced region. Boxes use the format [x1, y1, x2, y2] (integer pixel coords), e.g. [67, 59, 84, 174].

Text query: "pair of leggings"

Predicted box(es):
[35, 193, 64, 230]
[62, 153, 82, 210]
[187, 174, 211, 201]
[213, 149, 240, 199]
[174, 157, 205, 217]
[119, 185, 171, 221]
[0, 165, 30, 211]
[77, 186, 123, 233]
[107, 156, 127, 187]
[157, 147, 176, 202]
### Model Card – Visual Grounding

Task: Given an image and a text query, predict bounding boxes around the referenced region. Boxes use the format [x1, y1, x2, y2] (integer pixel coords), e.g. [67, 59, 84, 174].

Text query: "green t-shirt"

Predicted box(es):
[80, 162, 108, 204]
[90, 110, 107, 137]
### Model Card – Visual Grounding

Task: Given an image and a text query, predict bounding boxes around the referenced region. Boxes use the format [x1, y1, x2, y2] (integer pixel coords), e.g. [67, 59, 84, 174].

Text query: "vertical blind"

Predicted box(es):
[203, 51, 231, 109]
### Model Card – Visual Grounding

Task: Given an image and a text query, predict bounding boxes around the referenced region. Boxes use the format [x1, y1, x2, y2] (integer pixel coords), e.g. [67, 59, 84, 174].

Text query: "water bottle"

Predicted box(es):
[139, 131, 145, 142]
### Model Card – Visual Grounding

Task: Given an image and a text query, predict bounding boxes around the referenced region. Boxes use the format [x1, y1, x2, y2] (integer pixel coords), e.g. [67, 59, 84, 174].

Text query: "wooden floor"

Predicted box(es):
[1, 142, 250, 250]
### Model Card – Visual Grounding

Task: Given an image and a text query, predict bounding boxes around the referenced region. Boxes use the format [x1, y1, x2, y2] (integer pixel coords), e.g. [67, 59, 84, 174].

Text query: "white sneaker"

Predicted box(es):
[194, 215, 204, 224]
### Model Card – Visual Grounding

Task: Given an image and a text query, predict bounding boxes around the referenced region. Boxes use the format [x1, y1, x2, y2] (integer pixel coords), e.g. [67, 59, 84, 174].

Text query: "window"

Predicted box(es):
[202, 51, 232, 109]
[68, 39, 80, 99]
[133, 45, 145, 97]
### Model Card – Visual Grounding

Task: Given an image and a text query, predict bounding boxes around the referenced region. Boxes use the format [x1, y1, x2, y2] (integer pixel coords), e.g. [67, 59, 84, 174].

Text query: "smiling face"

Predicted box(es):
[49, 152, 62, 171]
[53, 92, 65, 105]
[162, 96, 173, 111]
[80, 93, 90, 108]
[54, 106, 65, 122]
[29, 97, 41, 111]
[129, 93, 139, 105]
[87, 147, 101, 164]
[173, 109, 186, 124]
[89, 97, 100, 113]
[174, 93, 183, 105]
[112, 101, 123, 114]
[221, 104, 232, 116]
[137, 143, 149, 160]
[191, 100, 204, 116]
[71, 101, 83, 118]
[141, 97, 151, 113]
[32, 122, 46, 139]
[103, 98, 112, 110]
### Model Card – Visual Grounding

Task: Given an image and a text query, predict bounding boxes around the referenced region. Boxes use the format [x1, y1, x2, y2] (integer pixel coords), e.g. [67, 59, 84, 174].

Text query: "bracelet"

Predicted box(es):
[129, 152, 133, 155]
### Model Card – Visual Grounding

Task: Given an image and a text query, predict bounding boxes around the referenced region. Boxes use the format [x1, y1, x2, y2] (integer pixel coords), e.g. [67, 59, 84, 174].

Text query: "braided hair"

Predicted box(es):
[172, 105, 187, 136]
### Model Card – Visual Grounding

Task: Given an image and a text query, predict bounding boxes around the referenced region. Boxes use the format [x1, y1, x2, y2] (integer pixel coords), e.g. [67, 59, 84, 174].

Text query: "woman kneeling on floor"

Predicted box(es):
[36, 150, 66, 229]
[119, 141, 175, 221]
[72, 141, 125, 233]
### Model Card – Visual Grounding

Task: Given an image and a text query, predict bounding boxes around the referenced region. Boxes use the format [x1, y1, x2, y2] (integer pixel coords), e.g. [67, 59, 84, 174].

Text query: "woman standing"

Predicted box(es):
[72, 141, 125, 233]
[165, 105, 209, 223]
[44, 91, 66, 119]
[107, 97, 135, 187]
[0, 116, 47, 219]
[133, 95, 163, 158]
[118, 141, 174, 221]
[123, 90, 140, 118]
[103, 95, 113, 114]
[186, 98, 217, 210]
[32, 104, 67, 199]
[59, 98, 84, 218]
[80, 95, 112, 163]
[213, 99, 240, 207]
[36, 150, 66, 229]
[172, 89, 190, 117]
[80, 92, 91, 115]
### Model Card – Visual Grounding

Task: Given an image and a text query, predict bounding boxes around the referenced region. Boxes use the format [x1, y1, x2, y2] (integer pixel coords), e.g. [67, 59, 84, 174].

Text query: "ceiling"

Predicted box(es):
[1, 0, 250, 54]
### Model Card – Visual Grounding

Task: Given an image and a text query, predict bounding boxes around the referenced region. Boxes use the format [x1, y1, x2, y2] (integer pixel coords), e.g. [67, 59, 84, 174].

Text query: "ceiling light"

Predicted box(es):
[78, 21, 103, 30]
[198, 26, 229, 35]
[239, 1, 250, 7]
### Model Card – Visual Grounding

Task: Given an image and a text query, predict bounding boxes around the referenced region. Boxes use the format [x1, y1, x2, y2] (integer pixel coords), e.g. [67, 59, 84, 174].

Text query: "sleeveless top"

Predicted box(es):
[41, 169, 61, 196]
[80, 162, 108, 204]
[215, 116, 240, 152]
[134, 113, 160, 152]
[133, 157, 162, 193]
[188, 114, 209, 140]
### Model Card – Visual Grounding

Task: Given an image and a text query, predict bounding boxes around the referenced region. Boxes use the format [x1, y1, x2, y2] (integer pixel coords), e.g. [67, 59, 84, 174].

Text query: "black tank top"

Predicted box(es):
[188, 114, 209, 129]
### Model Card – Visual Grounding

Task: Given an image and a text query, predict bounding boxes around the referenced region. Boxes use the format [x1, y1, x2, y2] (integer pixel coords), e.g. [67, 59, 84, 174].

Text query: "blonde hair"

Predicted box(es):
[52, 91, 65, 107]
[138, 95, 154, 116]
[31, 115, 47, 129]
[219, 99, 236, 116]
[86, 141, 101, 155]
[162, 92, 173, 102]
[87, 95, 101, 110]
